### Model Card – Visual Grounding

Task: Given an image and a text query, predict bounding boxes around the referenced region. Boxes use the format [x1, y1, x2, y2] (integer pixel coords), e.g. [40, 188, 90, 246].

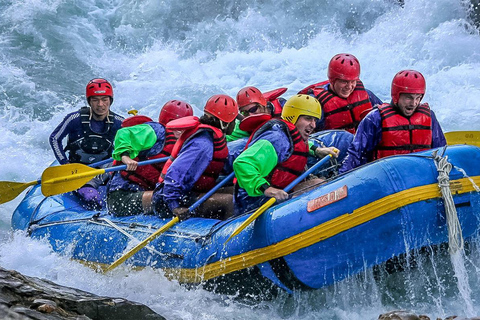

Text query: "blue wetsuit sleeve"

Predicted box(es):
[339, 110, 382, 173]
[431, 110, 447, 148]
[225, 137, 248, 174]
[162, 131, 214, 211]
[112, 114, 125, 128]
[49, 112, 79, 164]
[366, 89, 383, 106]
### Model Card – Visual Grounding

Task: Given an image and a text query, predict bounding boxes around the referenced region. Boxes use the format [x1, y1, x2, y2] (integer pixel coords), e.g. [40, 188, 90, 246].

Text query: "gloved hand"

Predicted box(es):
[76, 186, 104, 210]
[172, 207, 191, 221]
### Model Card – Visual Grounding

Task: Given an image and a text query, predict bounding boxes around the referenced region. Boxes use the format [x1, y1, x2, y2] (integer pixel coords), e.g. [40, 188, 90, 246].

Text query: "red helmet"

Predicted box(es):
[327, 53, 361, 85]
[391, 70, 426, 104]
[236, 86, 267, 108]
[158, 100, 194, 126]
[86, 78, 113, 102]
[204, 94, 238, 123]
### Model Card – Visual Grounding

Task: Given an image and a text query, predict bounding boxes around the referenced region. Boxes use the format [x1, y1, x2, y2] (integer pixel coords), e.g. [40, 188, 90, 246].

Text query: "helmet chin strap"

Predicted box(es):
[219, 120, 230, 131]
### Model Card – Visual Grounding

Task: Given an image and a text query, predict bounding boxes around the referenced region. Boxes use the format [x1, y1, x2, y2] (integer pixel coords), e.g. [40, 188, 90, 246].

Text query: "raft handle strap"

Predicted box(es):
[98, 217, 183, 259]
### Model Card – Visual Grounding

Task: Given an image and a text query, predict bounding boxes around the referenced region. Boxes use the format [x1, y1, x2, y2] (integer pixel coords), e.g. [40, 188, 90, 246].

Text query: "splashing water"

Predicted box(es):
[1, 0, 480, 318]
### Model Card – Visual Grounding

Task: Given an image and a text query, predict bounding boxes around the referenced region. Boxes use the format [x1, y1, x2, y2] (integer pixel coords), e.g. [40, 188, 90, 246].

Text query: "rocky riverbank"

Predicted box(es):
[0, 267, 164, 320]
[1, 265, 480, 320]
[378, 310, 480, 320]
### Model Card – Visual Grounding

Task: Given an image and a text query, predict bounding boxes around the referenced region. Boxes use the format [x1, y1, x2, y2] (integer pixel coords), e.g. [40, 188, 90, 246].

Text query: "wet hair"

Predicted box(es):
[87, 96, 113, 106]
[200, 114, 222, 129]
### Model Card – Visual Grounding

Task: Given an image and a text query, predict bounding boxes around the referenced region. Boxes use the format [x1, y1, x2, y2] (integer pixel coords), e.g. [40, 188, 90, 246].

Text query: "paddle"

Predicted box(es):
[225, 154, 334, 244]
[0, 180, 41, 205]
[445, 131, 480, 147]
[89, 157, 113, 168]
[41, 157, 169, 197]
[104, 171, 236, 272]
[0, 158, 113, 205]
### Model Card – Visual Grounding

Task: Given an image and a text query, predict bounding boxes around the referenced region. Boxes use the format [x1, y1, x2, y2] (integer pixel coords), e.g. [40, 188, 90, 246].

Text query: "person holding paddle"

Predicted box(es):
[232, 94, 339, 216]
[49, 78, 124, 209]
[339, 70, 446, 173]
[107, 100, 193, 216]
[227, 86, 287, 142]
[298, 53, 382, 133]
[152, 94, 238, 220]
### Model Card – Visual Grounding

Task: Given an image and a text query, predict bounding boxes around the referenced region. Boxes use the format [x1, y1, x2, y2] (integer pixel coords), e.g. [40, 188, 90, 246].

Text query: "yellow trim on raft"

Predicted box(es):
[161, 176, 480, 284]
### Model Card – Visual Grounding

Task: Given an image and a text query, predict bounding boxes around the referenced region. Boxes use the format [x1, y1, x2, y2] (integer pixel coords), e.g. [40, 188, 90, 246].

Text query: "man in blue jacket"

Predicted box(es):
[49, 78, 124, 208]
[339, 70, 446, 173]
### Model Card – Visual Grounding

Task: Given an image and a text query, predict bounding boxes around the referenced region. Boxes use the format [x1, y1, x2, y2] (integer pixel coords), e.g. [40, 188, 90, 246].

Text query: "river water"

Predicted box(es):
[1, 0, 480, 319]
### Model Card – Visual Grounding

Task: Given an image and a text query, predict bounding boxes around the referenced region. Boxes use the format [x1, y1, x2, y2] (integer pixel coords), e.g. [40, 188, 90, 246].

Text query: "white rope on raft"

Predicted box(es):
[432, 150, 464, 254]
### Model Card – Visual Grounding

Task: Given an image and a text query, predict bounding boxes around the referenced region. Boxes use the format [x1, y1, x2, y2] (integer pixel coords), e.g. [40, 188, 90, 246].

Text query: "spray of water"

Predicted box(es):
[1, 0, 480, 318]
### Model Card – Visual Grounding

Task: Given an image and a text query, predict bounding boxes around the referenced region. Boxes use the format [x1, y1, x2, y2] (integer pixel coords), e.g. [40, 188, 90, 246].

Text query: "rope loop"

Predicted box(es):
[432, 150, 464, 254]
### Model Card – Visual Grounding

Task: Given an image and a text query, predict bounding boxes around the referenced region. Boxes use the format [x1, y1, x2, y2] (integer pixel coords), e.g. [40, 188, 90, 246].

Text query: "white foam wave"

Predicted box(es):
[1, 0, 480, 318]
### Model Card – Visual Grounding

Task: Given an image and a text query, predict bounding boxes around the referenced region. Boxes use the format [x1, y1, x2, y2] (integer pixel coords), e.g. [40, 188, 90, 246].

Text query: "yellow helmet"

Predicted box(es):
[281, 94, 322, 124]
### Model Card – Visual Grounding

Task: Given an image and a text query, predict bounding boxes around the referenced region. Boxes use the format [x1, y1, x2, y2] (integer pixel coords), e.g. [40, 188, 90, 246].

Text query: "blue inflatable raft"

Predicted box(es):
[11, 141, 480, 294]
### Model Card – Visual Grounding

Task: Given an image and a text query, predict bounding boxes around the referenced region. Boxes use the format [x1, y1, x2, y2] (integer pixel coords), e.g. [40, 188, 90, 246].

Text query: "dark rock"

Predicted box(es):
[379, 310, 424, 320]
[379, 312, 480, 320]
[0, 267, 165, 320]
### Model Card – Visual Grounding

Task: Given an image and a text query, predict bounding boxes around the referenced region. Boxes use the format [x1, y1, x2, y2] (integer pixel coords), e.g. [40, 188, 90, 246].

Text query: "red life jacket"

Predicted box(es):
[268, 100, 283, 118]
[250, 119, 309, 189]
[114, 130, 176, 190]
[298, 80, 372, 133]
[159, 118, 228, 192]
[263, 87, 287, 118]
[239, 113, 273, 136]
[298, 80, 329, 95]
[375, 103, 432, 159]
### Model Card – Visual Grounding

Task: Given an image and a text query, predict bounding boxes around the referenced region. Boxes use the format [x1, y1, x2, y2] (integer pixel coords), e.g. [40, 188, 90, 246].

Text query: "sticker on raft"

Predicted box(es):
[449, 180, 463, 194]
[307, 185, 348, 212]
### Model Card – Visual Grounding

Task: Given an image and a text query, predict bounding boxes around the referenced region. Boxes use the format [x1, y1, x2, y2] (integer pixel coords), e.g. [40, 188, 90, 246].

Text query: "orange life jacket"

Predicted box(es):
[375, 103, 432, 159]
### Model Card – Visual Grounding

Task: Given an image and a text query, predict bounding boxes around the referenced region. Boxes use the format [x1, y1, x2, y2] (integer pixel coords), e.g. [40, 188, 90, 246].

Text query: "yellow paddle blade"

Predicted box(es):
[0, 180, 38, 204]
[445, 131, 480, 147]
[41, 163, 105, 197]
[104, 217, 179, 272]
[225, 197, 277, 244]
